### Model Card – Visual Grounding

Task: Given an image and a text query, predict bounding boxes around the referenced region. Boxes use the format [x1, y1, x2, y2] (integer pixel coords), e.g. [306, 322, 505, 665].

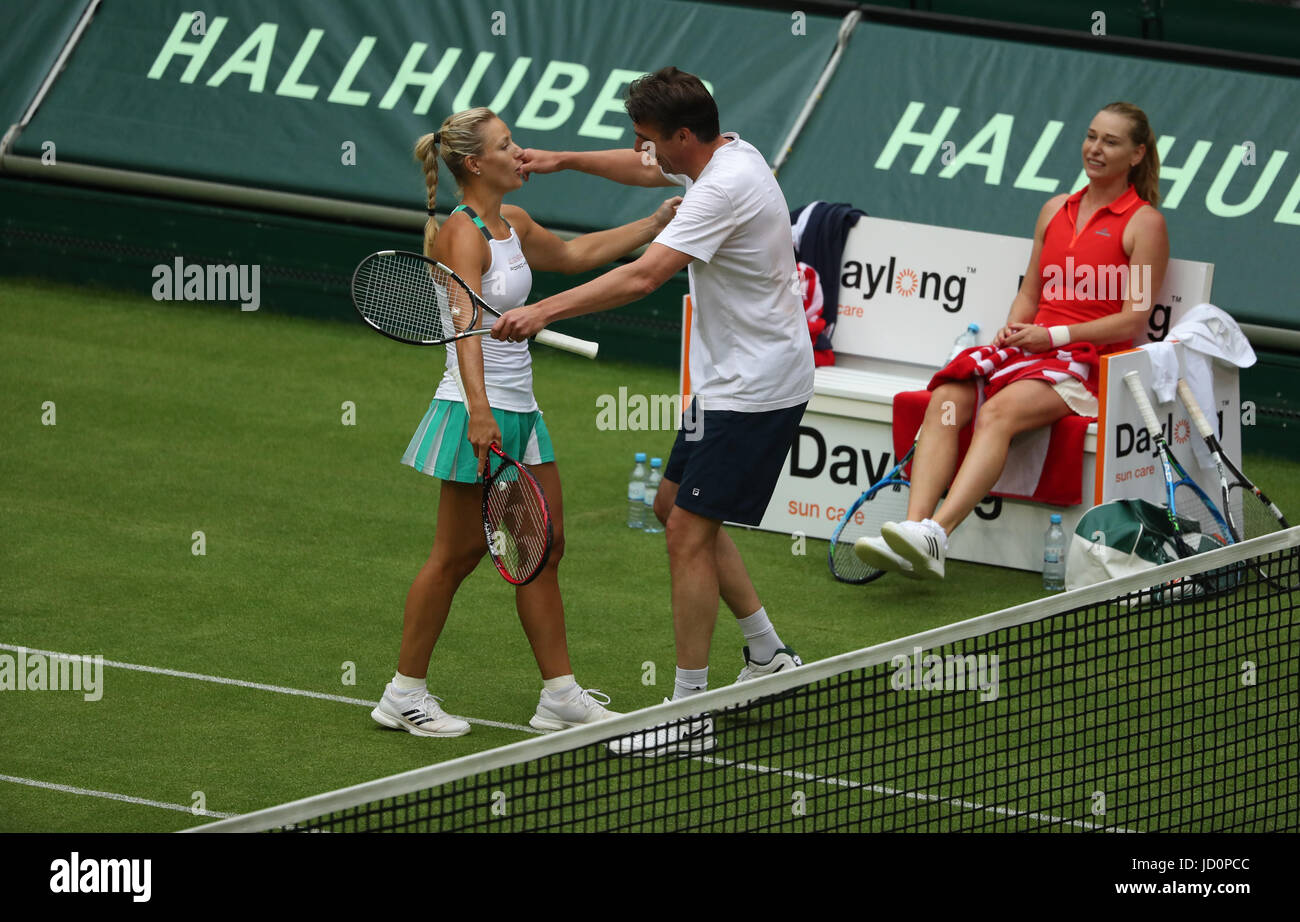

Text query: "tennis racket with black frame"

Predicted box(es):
[1122, 370, 1234, 558]
[828, 440, 916, 583]
[1176, 378, 1288, 542]
[1175, 378, 1293, 588]
[351, 249, 598, 359]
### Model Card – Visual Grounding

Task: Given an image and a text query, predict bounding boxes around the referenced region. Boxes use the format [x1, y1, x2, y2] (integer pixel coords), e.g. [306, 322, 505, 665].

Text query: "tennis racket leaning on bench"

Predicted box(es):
[351, 249, 599, 359]
[828, 440, 916, 584]
[1175, 378, 1293, 588]
[1122, 370, 1234, 559]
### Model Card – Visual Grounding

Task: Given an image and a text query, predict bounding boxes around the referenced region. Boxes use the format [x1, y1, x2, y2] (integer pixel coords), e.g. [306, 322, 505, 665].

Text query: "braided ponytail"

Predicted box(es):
[413, 107, 497, 258]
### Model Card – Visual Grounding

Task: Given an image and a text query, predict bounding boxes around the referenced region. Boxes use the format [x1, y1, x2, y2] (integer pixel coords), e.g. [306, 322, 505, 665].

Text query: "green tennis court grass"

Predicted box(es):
[1, 277, 1295, 832]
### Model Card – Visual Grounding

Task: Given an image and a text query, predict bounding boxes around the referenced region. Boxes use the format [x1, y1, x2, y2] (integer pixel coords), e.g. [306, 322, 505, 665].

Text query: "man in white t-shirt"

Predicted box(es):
[492, 68, 813, 754]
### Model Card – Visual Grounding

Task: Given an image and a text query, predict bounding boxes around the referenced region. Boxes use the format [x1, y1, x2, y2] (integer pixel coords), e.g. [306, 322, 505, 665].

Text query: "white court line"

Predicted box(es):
[0, 774, 237, 819]
[0, 642, 541, 735]
[697, 755, 1136, 833]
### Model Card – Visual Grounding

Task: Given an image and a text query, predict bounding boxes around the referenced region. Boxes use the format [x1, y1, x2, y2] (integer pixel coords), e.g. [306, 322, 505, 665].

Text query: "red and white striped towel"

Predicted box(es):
[889, 344, 1098, 507]
[934, 342, 1101, 399]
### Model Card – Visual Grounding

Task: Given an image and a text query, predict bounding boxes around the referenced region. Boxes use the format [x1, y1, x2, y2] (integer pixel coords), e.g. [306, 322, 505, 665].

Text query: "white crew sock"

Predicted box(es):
[392, 671, 426, 694]
[543, 674, 577, 696]
[737, 607, 783, 663]
[673, 666, 709, 700]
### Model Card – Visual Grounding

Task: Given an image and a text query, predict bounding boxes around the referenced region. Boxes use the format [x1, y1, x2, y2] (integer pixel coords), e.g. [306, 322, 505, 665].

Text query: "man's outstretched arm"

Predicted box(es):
[520, 147, 678, 187]
[490, 243, 692, 342]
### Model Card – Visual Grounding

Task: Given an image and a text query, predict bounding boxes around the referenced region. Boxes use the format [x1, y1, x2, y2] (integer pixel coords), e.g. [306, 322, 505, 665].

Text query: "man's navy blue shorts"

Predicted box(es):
[664, 398, 807, 526]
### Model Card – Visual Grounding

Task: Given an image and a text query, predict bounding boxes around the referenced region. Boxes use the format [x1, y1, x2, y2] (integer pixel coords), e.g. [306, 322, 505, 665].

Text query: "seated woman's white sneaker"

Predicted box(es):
[881, 519, 947, 580]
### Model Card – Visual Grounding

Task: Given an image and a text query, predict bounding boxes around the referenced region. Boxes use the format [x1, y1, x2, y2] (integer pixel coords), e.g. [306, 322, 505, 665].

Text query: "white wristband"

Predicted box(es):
[1049, 325, 1070, 348]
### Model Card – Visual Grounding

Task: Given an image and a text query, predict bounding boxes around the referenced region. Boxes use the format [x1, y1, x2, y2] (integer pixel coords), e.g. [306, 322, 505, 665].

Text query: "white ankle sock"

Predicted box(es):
[392, 671, 426, 694]
[737, 607, 782, 663]
[543, 674, 577, 695]
[673, 666, 708, 700]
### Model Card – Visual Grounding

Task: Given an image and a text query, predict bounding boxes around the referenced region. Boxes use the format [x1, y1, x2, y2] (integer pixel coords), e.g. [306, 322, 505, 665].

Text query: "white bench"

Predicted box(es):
[681, 215, 1215, 572]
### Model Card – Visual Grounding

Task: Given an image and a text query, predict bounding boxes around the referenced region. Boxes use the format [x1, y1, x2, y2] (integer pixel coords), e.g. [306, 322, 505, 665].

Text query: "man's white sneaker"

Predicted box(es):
[881, 519, 947, 580]
[371, 687, 471, 738]
[852, 535, 918, 578]
[735, 646, 803, 683]
[606, 699, 714, 757]
[530, 686, 620, 731]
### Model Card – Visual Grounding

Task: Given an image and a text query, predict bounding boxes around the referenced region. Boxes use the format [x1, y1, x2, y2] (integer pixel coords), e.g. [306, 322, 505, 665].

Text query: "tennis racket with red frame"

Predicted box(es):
[481, 442, 553, 586]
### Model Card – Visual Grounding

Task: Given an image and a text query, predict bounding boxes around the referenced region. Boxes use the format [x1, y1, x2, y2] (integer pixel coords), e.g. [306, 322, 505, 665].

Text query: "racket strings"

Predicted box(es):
[484, 463, 549, 581]
[1172, 482, 1231, 548]
[356, 255, 477, 342]
[1232, 484, 1285, 539]
[830, 482, 910, 581]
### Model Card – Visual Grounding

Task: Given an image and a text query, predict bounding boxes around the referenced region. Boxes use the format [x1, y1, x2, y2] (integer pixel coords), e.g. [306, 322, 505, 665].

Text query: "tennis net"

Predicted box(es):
[190, 528, 1300, 833]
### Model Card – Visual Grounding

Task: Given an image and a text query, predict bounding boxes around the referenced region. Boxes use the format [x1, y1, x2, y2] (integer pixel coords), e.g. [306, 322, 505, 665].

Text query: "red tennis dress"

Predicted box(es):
[931, 183, 1150, 403]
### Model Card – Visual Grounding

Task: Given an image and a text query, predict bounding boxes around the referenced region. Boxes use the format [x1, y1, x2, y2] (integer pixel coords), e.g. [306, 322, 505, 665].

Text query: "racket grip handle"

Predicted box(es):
[536, 329, 599, 359]
[1122, 370, 1162, 433]
[1177, 379, 1215, 439]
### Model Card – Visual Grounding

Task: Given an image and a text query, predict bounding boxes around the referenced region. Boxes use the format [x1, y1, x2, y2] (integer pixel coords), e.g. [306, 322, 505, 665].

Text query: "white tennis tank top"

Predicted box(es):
[433, 226, 537, 412]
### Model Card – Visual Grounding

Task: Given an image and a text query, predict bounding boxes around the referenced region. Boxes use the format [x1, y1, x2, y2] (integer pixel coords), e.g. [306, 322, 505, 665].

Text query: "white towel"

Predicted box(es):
[1139, 304, 1255, 469]
[790, 200, 821, 253]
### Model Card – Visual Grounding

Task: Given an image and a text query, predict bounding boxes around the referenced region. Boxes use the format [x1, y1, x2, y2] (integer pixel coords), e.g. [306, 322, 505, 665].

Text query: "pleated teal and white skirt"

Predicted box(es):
[401, 398, 554, 484]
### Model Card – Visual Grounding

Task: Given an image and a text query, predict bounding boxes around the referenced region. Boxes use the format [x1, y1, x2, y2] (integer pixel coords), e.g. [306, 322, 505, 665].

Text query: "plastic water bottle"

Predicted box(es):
[946, 322, 981, 363]
[643, 458, 663, 533]
[627, 452, 648, 529]
[1043, 513, 1067, 591]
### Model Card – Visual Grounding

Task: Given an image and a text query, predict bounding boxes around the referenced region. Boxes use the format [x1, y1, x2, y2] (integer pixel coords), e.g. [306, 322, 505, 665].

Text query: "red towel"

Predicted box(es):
[892, 390, 1092, 507]
[796, 261, 835, 367]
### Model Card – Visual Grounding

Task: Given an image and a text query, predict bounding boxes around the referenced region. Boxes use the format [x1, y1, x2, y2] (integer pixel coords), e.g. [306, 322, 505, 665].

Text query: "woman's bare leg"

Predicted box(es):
[932, 379, 1072, 535]
[512, 462, 572, 680]
[906, 381, 977, 522]
[397, 480, 487, 678]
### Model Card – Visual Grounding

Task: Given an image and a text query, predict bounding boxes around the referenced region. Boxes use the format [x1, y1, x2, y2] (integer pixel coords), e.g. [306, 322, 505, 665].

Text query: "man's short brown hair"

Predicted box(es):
[625, 67, 720, 142]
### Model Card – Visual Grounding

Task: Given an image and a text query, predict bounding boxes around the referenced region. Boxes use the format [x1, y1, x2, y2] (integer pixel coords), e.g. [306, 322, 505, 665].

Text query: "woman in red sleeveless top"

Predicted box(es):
[857, 103, 1169, 580]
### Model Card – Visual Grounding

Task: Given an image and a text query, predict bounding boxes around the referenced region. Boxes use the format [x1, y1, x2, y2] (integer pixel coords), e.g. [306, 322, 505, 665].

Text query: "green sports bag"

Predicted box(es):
[1065, 498, 1223, 591]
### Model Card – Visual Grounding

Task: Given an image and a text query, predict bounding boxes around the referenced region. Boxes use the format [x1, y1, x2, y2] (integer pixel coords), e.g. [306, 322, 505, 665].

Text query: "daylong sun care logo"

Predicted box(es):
[841, 256, 969, 312]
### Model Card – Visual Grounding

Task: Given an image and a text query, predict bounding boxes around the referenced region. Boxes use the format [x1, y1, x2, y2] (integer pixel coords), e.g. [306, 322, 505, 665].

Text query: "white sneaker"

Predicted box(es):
[606, 699, 714, 757]
[852, 535, 917, 578]
[530, 685, 620, 731]
[735, 646, 803, 683]
[371, 686, 471, 738]
[881, 519, 947, 580]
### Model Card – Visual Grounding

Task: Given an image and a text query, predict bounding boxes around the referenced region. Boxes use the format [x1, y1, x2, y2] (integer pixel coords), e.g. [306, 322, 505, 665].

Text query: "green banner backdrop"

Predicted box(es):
[13, 0, 839, 228]
[11, 3, 1299, 329]
[777, 21, 1300, 330]
[0, 0, 90, 131]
